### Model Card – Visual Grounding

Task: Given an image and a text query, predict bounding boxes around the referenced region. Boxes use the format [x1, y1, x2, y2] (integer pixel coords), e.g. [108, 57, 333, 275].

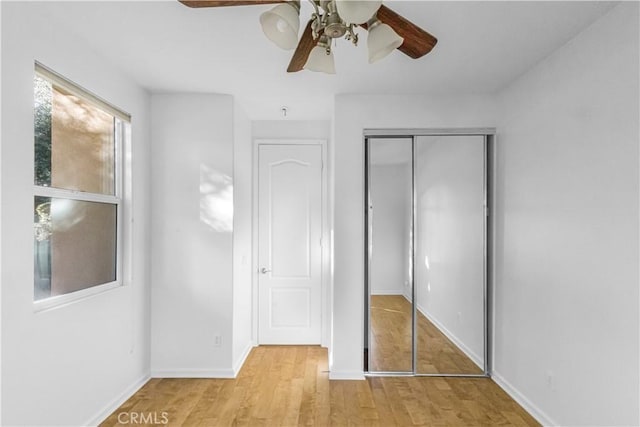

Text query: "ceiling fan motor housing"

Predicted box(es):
[324, 12, 347, 38]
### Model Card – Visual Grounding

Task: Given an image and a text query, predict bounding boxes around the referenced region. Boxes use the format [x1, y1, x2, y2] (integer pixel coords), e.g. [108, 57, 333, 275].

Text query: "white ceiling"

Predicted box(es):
[37, 0, 617, 119]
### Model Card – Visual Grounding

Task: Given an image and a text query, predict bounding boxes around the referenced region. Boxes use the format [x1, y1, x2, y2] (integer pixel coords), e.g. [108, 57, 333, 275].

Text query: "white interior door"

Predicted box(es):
[258, 144, 322, 344]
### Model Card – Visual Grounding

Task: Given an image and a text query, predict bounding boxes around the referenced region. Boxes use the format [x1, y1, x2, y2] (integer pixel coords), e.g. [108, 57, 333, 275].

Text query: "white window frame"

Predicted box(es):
[33, 63, 129, 312]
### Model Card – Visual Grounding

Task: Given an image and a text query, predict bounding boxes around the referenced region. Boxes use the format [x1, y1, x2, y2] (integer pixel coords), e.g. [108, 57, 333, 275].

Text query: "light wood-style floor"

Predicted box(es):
[101, 345, 539, 426]
[370, 295, 483, 374]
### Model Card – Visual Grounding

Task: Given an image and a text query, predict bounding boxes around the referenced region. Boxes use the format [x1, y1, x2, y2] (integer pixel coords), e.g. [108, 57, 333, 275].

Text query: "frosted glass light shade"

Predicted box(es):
[260, 3, 300, 50]
[367, 22, 404, 63]
[336, 0, 382, 24]
[304, 46, 336, 74]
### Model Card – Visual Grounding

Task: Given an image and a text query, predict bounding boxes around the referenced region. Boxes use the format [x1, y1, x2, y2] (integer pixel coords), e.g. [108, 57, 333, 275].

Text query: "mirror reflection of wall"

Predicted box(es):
[366, 133, 488, 376]
[415, 135, 485, 375]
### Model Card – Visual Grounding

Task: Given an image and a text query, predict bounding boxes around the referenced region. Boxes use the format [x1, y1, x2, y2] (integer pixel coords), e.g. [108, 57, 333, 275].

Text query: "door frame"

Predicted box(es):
[252, 139, 329, 347]
[363, 128, 495, 377]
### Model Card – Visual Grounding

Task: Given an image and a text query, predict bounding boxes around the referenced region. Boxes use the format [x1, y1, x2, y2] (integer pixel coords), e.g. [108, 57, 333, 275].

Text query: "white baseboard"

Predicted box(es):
[233, 342, 255, 376]
[371, 290, 405, 295]
[416, 303, 484, 370]
[329, 371, 366, 380]
[151, 368, 236, 379]
[86, 373, 150, 427]
[491, 371, 556, 426]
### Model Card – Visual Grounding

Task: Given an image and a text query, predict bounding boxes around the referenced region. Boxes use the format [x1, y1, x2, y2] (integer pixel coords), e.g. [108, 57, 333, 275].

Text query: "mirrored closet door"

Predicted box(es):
[365, 138, 413, 373]
[365, 131, 490, 376]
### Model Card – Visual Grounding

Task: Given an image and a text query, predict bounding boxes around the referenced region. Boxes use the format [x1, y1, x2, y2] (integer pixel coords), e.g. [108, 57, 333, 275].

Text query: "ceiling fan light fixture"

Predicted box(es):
[259, 1, 301, 50]
[367, 18, 404, 63]
[178, 0, 438, 73]
[335, 0, 382, 25]
[303, 36, 336, 74]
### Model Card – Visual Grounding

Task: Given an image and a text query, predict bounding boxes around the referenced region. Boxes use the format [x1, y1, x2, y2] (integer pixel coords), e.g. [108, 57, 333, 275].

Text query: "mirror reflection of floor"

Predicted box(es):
[370, 295, 483, 374]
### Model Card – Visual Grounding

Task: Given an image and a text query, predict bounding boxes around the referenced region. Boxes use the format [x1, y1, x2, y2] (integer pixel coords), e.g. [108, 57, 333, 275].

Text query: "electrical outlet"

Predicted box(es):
[213, 335, 222, 347]
[546, 370, 555, 390]
[457, 312, 462, 323]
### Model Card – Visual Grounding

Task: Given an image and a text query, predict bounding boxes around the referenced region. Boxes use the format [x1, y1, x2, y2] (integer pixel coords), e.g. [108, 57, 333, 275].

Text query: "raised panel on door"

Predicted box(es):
[258, 144, 322, 344]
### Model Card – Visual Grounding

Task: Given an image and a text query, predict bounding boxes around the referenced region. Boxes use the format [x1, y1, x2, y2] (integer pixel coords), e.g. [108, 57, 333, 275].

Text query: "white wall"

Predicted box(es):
[1, 2, 151, 425]
[414, 136, 485, 367]
[494, 3, 639, 426]
[331, 94, 497, 378]
[232, 103, 254, 371]
[369, 163, 411, 296]
[252, 120, 331, 140]
[150, 94, 236, 377]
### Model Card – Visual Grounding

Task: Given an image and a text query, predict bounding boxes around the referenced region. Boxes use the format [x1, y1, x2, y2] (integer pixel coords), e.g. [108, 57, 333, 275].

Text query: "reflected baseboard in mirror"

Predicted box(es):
[369, 295, 482, 375]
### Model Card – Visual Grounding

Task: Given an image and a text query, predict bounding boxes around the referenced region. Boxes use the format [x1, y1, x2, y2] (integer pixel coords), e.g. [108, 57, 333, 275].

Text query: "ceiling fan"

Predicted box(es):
[179, 0, 438, 74]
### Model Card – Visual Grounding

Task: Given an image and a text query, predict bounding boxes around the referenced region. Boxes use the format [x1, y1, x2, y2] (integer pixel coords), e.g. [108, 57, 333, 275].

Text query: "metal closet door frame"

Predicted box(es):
[364, 128, 495, 378]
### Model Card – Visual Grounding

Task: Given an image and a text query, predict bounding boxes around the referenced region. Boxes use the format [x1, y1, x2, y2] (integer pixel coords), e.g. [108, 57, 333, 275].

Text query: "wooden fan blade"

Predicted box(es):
[363, 5, 438, 59]
[179, 0, 284, 8]
[287, 20, 317, 73]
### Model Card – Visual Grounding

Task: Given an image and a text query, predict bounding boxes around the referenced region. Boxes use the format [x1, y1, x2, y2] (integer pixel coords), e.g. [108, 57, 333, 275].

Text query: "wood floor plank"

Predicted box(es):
[101, 346, 539, 427]
[369, 378, 396, 426]
[328, 380, 346, 425]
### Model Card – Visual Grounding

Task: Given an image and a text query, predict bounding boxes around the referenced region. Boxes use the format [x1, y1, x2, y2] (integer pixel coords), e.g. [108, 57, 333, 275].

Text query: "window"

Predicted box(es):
[33, 63, 130, 307]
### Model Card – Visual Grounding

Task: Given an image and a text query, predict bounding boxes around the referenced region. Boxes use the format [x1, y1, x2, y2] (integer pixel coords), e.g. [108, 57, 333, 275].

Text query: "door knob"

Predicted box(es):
[260, 267, 272, 274]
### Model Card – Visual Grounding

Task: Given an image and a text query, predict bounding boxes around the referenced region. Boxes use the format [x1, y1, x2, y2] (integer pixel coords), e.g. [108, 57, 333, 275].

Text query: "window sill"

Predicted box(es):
[33, 280, 123, 313]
